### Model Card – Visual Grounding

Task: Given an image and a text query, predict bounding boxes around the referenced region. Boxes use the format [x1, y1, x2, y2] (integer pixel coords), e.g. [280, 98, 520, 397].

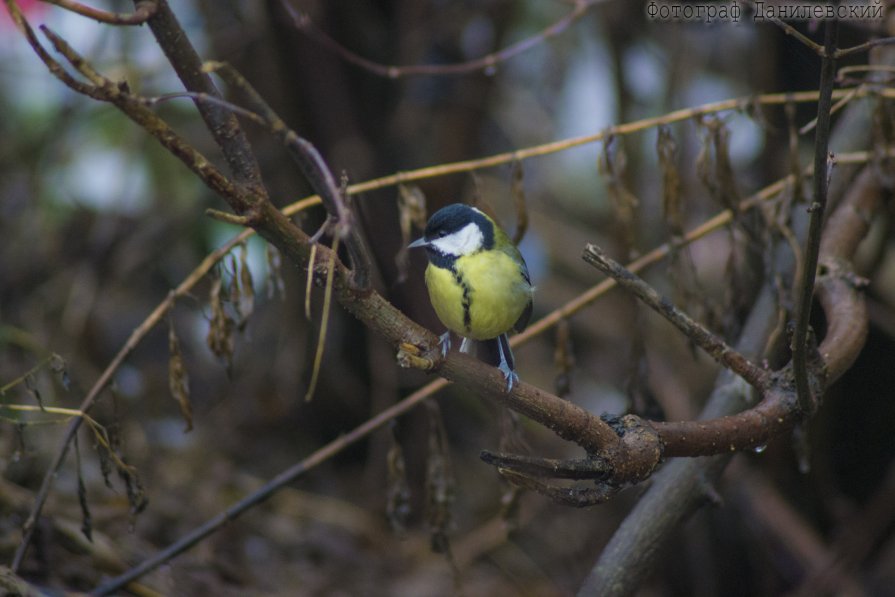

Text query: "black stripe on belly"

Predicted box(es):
[427, 249, 473, 334]
[452, 267, 472, 333]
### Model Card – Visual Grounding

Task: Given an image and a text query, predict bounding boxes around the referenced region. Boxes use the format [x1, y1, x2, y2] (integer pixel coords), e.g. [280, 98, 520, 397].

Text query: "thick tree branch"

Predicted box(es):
[580, 163, 883, 596]
[578, 299, 777, 596]
[136, 0, 266, 197]
[815, 167, 881, 380]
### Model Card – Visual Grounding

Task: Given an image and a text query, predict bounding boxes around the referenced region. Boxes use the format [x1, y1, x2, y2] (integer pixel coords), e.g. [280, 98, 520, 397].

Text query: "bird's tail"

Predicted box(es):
[475, 337, 503, 368]
[477, 334, 518, 390]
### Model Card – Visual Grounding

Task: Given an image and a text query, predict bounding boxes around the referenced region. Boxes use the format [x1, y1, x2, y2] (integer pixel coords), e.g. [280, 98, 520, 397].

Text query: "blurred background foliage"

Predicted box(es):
[2, 1, 895, 595]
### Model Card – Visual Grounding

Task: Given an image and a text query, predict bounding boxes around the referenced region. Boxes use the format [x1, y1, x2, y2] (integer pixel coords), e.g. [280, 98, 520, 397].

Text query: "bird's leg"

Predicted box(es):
[438, 331, 452, 358]
[496, 334, 519, 392]
[458, 337, 473, 354]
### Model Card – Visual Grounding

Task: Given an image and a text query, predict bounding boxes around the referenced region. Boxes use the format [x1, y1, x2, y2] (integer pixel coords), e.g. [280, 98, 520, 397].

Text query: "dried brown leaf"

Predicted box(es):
[398, 184, 428, 233]
[599, 135, 639, 256]
[657, 125, 683, 238]
[386, 423, 412, 535]
[395, 184, 428, 284]
[109, 384, 123, 454]
[265, 244, 286, 300]
[655, 125, 714, 327]
[497, 408, 528, 530]
[13, 423, 26, 462]
[696, 116, 741, 211]
[0, 565, 40, 597]
[24, 374, 44, 412]
[228, 254, 241, 320]
[96, 438, 113, 489]
[696, 115, 757, 334]
[168, 322, 193, 432]
[207, 276, 235, 369]
[425, 401, 455, 554]
[872, 94, 895, 186]
[49, 353, 70, 391]
[305, 243, 317, 321]
[119, 464, 148, 516]
[553, 318, 575, 397]
[238, 242, 255, 326]
[92, 386, 132, 491]
[74, 433, 92, 542]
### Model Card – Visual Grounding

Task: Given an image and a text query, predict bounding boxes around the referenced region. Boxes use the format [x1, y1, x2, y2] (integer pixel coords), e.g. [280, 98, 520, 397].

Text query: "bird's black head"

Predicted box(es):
[422, 204, 495, 252]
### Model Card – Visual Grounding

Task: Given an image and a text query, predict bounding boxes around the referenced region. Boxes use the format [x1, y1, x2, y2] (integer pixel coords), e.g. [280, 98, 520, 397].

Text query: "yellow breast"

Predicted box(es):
[424, 250, 531, 341]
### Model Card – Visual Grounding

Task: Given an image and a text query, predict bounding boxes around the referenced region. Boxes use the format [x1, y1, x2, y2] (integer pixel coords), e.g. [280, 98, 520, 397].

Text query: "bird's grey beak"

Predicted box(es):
[408, 237, 429, 249]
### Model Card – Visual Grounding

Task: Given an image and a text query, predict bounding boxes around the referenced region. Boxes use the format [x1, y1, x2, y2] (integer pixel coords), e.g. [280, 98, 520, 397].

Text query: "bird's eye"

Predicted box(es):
[437, 230, 448, 238]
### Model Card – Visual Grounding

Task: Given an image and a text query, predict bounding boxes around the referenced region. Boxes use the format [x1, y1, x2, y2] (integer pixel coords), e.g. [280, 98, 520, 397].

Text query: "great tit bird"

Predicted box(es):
[409, 203, 533, 391]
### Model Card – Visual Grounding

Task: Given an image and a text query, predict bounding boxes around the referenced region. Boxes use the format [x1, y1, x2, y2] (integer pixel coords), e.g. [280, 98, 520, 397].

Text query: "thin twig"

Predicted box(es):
[283, 0, 603, 79]
[205, 208, 250, 226]
[0, 354, 56, 395]
[581, 244, 770, 390]
[3, 0, 106, 98]
[837, 64, 895, 81]
[791, 19, 838, 415]
[305, 243, 318, 321]
[751, 0, 825, 56]
[41, 0, 157, 25]
[799, 85, 859, 135]
[835, 35, 895, 59]
[280, 87, 873, 215]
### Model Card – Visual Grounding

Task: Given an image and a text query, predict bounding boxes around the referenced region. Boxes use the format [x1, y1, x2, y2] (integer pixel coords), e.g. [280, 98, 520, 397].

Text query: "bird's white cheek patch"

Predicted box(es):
[431, 222, 484, 256]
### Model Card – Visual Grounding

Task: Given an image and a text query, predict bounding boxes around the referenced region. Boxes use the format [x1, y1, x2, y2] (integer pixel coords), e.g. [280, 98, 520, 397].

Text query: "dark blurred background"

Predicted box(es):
[2, 1, 895, 595]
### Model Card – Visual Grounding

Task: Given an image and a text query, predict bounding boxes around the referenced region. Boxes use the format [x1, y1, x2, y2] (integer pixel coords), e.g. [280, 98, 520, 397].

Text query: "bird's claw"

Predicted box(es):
[498, 362, 519, 392]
